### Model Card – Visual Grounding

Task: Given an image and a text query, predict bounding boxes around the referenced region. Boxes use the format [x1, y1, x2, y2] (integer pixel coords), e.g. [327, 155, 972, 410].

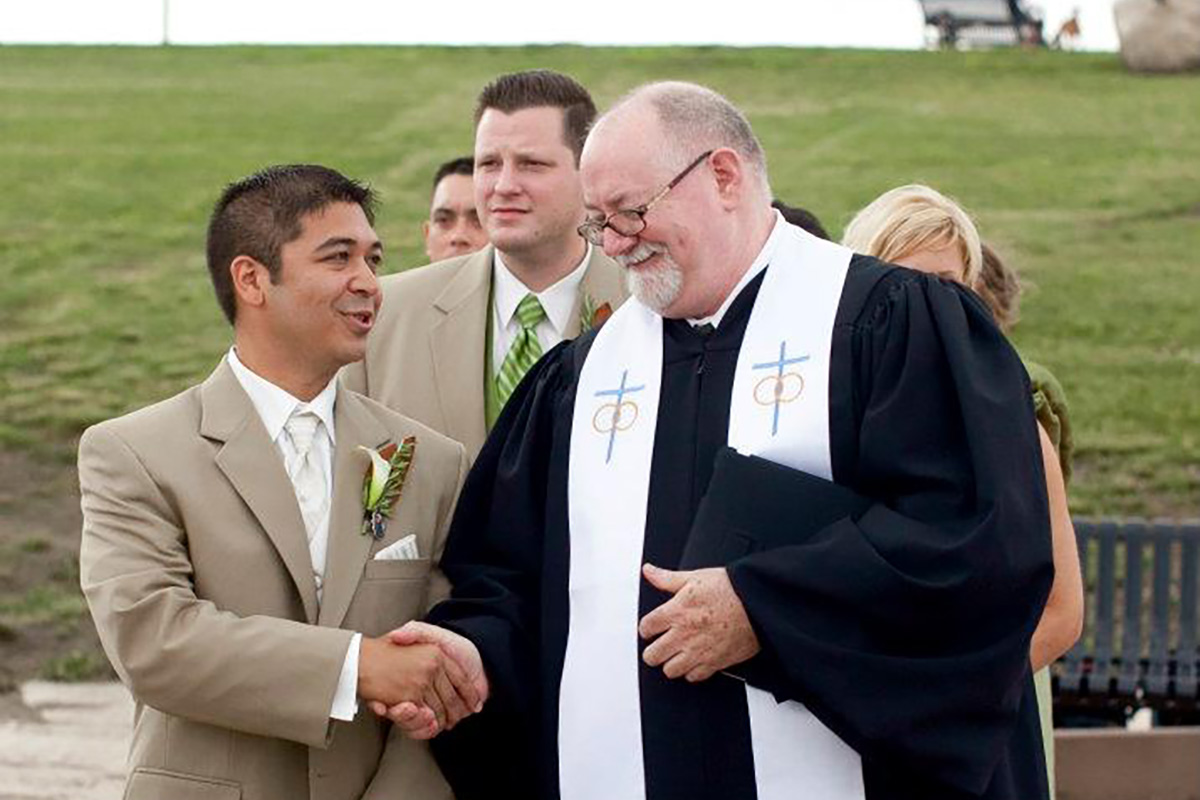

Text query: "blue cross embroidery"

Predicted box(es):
[752, 340, 810, 437]
[594, 369, 645, 464]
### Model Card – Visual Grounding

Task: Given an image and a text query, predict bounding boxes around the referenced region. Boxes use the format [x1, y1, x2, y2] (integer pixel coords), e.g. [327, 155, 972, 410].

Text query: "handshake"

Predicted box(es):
[357, 621, 488, 739]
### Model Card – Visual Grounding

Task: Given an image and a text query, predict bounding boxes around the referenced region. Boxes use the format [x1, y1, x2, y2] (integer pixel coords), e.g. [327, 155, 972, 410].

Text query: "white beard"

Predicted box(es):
[619, 243, 683, 314]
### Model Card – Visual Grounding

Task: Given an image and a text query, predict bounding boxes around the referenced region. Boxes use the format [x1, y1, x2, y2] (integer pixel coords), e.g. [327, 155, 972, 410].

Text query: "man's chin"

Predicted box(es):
[334, 327, 371, 361]
[626, 264, 683, 315]
[486, 227, 536, 254]
[335, 343, 368, 370]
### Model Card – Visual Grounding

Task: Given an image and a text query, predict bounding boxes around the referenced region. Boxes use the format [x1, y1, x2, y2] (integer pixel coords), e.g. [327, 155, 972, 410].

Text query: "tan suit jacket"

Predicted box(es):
[342, 245, 627, 459]
[79, 360, 468, 800]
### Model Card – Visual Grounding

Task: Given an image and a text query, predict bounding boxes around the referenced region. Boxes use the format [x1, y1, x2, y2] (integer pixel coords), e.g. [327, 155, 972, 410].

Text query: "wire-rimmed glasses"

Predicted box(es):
[577, 149, 714, 246]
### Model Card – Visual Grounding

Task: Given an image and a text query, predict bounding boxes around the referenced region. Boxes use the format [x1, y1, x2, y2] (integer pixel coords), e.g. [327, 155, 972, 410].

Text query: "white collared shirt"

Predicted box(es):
[226, 348, 360, 721]
[688, 210, 785, 330]
[491, 244, 591, 375]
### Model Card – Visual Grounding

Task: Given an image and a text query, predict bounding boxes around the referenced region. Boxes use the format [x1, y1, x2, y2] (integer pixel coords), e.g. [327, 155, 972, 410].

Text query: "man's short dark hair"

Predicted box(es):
[206, 164, 377, 325]
[771, 199, 830, 241]
[432, 156, 474, 194]
[474, 70, 597, 163]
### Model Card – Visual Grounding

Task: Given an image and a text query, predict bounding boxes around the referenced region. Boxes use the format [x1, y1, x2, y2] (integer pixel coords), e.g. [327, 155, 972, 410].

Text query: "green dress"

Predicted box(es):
[1026, 359, 1073, 798]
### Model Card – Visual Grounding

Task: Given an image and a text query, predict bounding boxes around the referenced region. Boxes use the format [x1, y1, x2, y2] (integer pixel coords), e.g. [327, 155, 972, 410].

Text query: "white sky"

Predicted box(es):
[0, 0, 1120, 50]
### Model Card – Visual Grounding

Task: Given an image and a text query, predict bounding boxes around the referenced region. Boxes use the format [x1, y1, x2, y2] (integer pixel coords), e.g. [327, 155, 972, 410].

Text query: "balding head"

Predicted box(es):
[592, 82, 771, 198]
[580, 82, 775, 320]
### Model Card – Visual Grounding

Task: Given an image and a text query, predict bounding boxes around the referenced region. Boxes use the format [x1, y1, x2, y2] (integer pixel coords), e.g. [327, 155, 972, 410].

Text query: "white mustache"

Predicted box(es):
[615, 242, 666, 268]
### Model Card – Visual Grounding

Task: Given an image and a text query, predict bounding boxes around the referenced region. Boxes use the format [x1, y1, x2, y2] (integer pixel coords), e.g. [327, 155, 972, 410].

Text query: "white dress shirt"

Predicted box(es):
[227, 348, 360, 721]
[491, 244, 591, 375]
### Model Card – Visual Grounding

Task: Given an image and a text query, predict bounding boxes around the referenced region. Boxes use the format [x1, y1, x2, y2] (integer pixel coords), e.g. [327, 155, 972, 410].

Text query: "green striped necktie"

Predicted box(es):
[496, 293, 546, 408]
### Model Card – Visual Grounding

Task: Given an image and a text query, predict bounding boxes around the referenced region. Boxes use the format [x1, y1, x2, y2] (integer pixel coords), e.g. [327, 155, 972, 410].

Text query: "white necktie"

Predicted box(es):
[284, 409, 327, 543]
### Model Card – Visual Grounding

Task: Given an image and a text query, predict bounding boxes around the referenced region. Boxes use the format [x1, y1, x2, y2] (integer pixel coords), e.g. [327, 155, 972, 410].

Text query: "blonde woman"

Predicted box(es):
[844, 184, 1083, 796]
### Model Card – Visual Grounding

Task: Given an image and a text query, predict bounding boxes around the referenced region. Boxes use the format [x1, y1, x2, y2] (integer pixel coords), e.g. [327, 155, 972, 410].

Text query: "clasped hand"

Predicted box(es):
[358, 621, 488, 740]
[359, 565, 753, 739]
[639, 564, 760, 682]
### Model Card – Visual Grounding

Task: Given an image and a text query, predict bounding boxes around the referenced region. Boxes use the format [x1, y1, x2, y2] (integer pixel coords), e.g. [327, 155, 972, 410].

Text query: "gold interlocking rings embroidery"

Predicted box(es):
[753, 372, 804, 407]
[593, 400, 639, 435]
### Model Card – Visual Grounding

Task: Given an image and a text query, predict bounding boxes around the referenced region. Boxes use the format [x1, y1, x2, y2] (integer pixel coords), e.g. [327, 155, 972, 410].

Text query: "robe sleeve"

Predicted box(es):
[425, 341, 578, 799]
[713, 271, 1054, 795]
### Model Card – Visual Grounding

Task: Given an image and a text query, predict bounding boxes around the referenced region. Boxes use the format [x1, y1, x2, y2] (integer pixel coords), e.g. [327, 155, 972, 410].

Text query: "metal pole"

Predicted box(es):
[162, 0, 170, 46]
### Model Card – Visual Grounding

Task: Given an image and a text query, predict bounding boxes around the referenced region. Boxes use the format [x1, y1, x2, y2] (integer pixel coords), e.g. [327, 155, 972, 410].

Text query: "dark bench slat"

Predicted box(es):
[1146, 525, 1175, 697]
[1118, 524, 1147, 695]
[1177, 531, 1199, 699]
[1091, 522, 1119, 693]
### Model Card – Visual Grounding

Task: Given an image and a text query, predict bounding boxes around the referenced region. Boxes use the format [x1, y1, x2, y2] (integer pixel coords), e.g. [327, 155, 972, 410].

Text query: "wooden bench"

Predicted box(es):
[1055, 518, 1200, 726]
[917, 0, 1045, 48]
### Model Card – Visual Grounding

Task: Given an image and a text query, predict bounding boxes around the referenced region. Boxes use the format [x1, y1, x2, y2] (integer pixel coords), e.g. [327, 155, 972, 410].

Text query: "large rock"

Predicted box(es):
[1115, 0, 1200, 72]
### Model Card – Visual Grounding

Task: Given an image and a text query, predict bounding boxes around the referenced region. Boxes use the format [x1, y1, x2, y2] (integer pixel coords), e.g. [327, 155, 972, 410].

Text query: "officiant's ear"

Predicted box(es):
[708, 148, 745, 209]
[229, 255, 271, 313]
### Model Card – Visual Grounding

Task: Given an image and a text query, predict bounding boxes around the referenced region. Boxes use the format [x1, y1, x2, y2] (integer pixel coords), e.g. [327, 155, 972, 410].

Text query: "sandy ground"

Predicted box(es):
[0, 682, 132, 800]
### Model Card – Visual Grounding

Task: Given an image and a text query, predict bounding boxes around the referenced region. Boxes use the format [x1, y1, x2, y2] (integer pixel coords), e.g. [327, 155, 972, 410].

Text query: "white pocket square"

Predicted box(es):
[373, 534, 420, 561]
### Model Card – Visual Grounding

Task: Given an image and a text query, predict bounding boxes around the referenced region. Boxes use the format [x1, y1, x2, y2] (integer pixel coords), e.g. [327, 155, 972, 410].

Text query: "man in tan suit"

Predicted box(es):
[79, 165, 486, 800]
[343, 70, 628, 459]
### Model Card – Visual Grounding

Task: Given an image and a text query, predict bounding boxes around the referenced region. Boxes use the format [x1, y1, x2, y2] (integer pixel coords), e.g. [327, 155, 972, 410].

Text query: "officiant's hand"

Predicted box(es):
[369, 622, 488, 738]
[639, 564, 761, 682]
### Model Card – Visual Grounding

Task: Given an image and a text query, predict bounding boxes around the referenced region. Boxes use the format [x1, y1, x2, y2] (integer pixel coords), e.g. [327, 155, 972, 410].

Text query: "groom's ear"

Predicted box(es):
[230, 255, 270, 313]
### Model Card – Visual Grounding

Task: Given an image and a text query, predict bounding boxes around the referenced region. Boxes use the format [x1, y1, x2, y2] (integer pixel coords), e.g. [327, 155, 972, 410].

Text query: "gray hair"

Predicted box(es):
[609, 81, 771, 197]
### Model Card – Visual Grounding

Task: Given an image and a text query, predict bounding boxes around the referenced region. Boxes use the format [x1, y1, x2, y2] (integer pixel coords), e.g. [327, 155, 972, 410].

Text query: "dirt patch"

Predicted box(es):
[0, 446, 115, 694]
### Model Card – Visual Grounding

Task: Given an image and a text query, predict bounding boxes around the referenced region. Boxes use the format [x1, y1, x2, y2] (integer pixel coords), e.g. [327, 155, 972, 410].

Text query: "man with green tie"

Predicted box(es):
[344, 70, 627, 459]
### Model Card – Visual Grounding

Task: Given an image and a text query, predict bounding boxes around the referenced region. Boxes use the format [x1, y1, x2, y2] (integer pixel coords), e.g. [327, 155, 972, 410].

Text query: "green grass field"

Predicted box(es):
[0, 45, 1197, 681]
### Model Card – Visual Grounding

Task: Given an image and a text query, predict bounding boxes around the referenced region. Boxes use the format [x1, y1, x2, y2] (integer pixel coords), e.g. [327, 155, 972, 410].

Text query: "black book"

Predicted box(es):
[681, 446, 874, 569]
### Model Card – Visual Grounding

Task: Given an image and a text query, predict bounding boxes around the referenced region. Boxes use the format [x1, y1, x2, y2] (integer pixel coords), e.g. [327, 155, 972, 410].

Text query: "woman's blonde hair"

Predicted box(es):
[841, 184, 983, 286]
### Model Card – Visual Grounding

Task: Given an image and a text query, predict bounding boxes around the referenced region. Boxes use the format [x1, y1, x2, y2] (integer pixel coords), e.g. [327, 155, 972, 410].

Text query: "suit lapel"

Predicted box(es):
[429, 246, 491, 456]
[201, 362, 320, 623]
[567, 248, 628, 337]
[317, 387, 392, 629]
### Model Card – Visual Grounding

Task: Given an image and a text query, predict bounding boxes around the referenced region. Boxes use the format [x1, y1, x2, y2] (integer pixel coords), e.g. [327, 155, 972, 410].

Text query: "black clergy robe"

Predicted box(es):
[427, 255, 1053, 800]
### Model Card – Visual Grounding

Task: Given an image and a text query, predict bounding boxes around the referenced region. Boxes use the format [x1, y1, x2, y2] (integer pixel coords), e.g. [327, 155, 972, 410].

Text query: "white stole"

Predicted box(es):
[563, 220, 865, 800]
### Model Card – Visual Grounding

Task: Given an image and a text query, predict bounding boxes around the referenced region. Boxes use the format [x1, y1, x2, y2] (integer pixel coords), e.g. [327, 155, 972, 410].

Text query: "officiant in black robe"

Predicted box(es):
[412, 82, 1054, 800]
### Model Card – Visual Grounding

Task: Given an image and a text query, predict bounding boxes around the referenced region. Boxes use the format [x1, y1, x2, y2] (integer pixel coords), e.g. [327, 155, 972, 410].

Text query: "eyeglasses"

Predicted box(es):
[577, 149, 714, 246]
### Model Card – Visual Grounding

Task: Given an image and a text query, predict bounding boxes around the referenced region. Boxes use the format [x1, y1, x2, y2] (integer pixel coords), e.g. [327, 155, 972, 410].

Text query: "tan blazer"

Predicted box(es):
[342, 245, 628, 459]
[79, 359, 468, 800]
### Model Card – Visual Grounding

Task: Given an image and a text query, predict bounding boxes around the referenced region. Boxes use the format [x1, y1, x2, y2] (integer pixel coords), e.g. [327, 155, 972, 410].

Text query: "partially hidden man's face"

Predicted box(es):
[265, 201, 383, 371]
[473, 106, 586, 257]
[581, 112, 723, 320]
[423, 173, 487, 262]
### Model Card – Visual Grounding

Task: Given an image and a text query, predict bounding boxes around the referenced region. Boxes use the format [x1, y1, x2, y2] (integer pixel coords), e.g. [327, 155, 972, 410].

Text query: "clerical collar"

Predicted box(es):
[688, 209, 787, 331]
[226, 347, 337, 445]
[493, 243, 591, 336]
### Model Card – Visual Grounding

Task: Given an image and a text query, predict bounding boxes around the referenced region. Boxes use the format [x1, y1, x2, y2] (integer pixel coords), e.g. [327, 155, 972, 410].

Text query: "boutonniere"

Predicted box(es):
[358, 436, 416, 540]
[581, 293, 614, 332]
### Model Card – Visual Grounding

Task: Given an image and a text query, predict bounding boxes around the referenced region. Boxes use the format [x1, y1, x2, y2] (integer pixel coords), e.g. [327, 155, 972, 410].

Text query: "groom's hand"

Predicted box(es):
[371, 621, 488, 738]
[357, 637, 460, 733]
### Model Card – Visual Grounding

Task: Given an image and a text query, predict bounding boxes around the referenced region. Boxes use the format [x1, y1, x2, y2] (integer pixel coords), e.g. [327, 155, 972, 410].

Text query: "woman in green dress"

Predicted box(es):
[843, 184, 1083, 797]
